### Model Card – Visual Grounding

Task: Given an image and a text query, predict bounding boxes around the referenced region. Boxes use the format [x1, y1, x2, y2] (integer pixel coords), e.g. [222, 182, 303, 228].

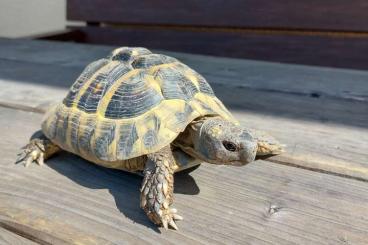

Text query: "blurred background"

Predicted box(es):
[1, 0, 368, 70]
[0, 0, 66, 38]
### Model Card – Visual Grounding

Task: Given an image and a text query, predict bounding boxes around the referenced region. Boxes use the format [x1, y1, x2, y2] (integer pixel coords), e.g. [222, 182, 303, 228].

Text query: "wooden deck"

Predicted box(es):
[0, 38, 367, 244]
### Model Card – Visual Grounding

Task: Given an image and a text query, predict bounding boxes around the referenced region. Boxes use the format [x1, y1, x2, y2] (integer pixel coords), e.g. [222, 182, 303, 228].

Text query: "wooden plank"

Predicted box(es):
[216, 86, 368, 181]
[0, 227, 38, 245]
[234, 111, 368, 181]
[0, 39, 367, 180]
[0, 58, 367, 126]
[76, 26, 368, 70]
[0, 38, 111, 68]
[1, 38, 368, 101]
[67, 0, 368, 32]
[1, 107, 368, 244]
[0, 60, 367, 181]
[0, 59, 76, 110]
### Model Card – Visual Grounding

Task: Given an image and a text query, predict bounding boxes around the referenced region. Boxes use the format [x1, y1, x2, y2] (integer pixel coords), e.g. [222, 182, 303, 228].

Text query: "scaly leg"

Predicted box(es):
[140, 145, 183, 230]
[16, 134, 60, 167]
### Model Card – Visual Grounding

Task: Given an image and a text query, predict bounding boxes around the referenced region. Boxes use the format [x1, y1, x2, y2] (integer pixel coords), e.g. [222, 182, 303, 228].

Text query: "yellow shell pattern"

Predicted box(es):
[42, 47, 237, 170]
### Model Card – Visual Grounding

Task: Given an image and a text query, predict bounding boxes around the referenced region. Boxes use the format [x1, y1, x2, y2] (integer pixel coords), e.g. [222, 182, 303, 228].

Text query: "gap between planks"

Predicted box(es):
[269, 158, 368, 183]
[0, 221, 57, 245]
[0, 226, 39, 245]
[2, 106, 368, 244]
[1, 102, 366, 184]
[1, 38, 366, 180]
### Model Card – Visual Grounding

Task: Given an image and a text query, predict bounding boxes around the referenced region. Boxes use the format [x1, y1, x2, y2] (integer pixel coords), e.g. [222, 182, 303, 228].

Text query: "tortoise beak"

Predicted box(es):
[236, 141, 257, 166]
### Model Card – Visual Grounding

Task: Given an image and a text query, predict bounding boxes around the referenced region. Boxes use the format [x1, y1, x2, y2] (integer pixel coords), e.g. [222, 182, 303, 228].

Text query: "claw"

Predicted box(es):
[173, 214, 183, 221]
[169, 219, 178, 230]
[162, 219, 168, 230]
[170, 208, 177, 214]
[17, 150, 25, 156]
[37, 152, 44, 166]
[25, 156, 33, 167]
[16, 139, 47, 167]
[16, 160, 25, 166]
[16, 152, 27, 163]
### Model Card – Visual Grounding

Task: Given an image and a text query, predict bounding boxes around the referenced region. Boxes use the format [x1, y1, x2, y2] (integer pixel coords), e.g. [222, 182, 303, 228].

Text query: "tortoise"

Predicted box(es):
[17, 47, 283, 230]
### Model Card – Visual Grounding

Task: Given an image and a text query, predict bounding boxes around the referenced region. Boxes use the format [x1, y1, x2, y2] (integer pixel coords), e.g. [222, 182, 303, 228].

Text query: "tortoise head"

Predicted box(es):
[177, 117, 258, 166]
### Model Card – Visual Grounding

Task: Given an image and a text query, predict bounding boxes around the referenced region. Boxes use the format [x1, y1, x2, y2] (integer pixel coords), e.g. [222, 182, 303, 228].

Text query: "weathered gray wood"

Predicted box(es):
[234, 111, 368, 181]
[1, 107, 368, 244]
[1, 38, 368, 176]
[0, 227, 38, 245]
[0, 59, 75, 110]
[0, 58, 367, 124]
[0, 38, 368, 102]
[217, 85, 368, 181]
[0, 55, 367, 181]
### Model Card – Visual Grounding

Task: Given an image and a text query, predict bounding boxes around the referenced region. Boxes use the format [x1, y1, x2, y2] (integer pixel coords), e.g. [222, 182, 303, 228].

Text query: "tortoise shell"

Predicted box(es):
[41, 47, 236, 165]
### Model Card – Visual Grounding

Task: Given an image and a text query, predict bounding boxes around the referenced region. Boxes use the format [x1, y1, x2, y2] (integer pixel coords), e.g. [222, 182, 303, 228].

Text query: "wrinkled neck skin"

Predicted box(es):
[173, 117, 206, 159]
[174, 116, 258, 166]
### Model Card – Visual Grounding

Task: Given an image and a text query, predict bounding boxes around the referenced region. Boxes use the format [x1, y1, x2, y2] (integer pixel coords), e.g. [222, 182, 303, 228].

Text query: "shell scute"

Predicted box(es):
[197, 74, 215, 95]
[55, 109, 69, 150]
[78, 117, 96, 156]
[141, 114, 161, 149]
[132, 54, 177, 69]
[102, 63, 132, 96]
[154, 66, 199, 101]
[117, 123, 138, 159]
[94, 121, 116, 161]
[69, 111, 81, 154]
[103, 71, 164, 119]
[43, 47, 236, 164]
[174, 104, 194, 126]
[63, 59, 109, 107]
[77, 61, 127, 113]
[110, 47, 151, 62]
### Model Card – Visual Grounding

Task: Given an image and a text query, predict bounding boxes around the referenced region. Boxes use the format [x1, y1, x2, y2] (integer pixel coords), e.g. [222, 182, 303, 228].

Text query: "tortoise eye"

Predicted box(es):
[222, 141, 237, 152]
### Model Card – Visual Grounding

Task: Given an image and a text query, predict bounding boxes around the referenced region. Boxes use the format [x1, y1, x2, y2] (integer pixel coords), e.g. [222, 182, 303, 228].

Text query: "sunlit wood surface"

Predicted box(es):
[0, 38, 367, 244]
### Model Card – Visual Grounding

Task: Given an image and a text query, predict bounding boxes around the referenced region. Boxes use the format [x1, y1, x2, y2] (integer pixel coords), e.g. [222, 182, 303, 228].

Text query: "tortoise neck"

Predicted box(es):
[173, 116, 222, 160]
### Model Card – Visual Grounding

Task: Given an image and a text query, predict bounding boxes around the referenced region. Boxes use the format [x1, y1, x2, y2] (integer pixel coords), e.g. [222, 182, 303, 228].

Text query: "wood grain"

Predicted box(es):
[1, 107, 368, 244]
[2, 73, 367, 180]
[67, 0, 368, 32]
[0, 227, 37, 245]
[0, 39, 367, 181]
[1, 38, 368, 101]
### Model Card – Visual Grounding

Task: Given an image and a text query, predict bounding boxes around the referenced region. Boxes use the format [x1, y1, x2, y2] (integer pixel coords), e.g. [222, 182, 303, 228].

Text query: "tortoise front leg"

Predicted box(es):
[16, 133, 60, 167]
[140, 146, 183, 230]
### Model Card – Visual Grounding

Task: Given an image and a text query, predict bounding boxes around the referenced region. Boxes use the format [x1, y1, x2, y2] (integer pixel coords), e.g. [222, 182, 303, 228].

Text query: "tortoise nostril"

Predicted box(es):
[239, 141, 257, 163]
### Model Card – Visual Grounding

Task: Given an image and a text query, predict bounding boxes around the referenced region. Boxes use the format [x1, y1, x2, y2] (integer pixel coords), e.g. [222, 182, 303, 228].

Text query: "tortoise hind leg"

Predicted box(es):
[16, 133, 60, 167]
[140, 146, 183, 230]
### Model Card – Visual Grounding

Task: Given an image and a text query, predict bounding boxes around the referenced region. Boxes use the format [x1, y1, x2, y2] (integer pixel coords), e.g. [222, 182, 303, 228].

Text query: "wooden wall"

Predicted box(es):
[40, 0, 368, 69]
